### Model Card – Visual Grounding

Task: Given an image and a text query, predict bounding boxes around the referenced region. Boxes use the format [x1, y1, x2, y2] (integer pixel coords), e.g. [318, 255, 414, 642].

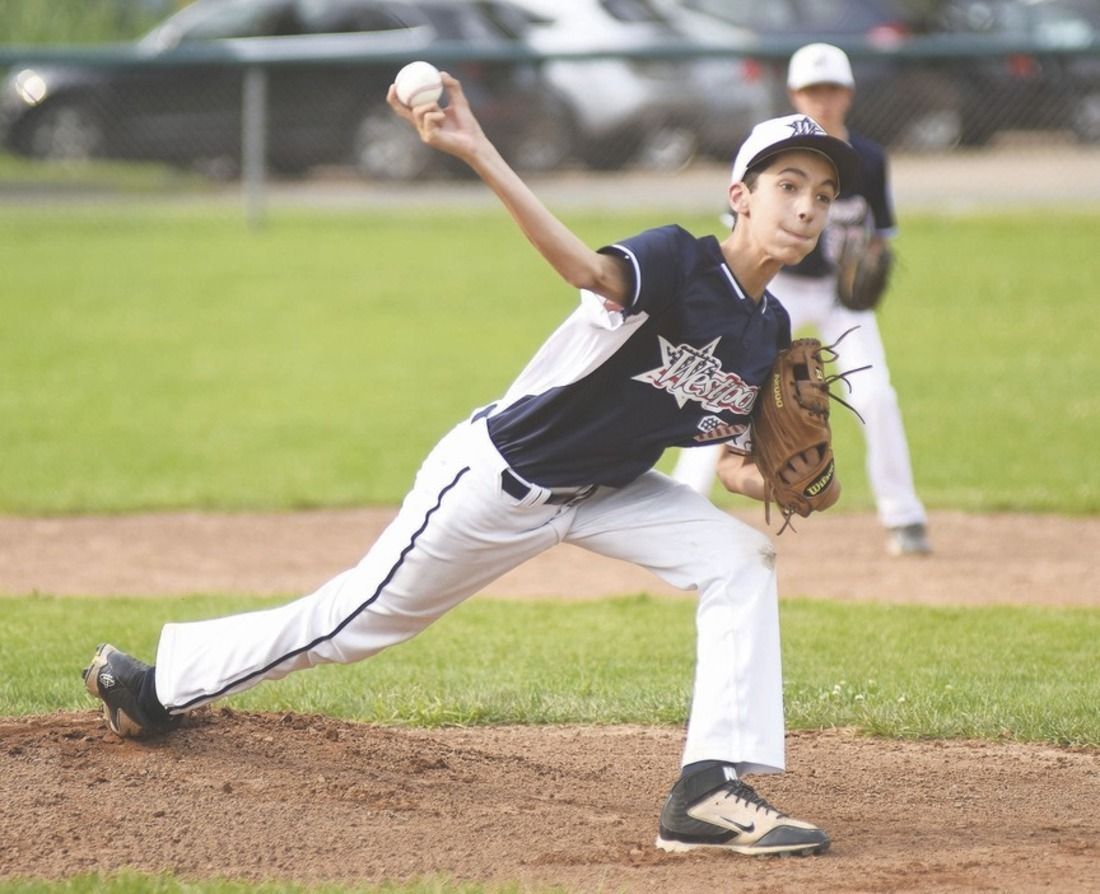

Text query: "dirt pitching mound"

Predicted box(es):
[1, 710, 1097, 892]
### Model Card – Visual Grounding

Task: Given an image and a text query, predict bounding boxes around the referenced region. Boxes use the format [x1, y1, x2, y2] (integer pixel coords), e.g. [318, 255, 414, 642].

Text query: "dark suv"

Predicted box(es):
[922, 0, 1100, 145]
[0, 0, 574, 178]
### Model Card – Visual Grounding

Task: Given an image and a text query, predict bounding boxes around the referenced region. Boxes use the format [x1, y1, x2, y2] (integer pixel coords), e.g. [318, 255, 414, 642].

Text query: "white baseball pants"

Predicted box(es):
[672, 271, 926, 529]
[155, 415, 787, 776]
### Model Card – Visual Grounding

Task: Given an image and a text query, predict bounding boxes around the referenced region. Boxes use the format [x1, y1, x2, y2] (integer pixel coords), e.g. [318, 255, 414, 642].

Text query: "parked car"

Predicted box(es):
[498, 0, 771, 170]
[651, 1, 781, 164]
[920, 0, 1100, 145]
[671, 0, 972, 151]
[0, 0, 575, 179]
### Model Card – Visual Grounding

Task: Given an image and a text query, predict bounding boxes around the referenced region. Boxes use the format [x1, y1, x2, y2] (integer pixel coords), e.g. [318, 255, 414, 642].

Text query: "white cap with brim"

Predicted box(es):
[787, 42, 855, 90]
[730, 114, 860, 193]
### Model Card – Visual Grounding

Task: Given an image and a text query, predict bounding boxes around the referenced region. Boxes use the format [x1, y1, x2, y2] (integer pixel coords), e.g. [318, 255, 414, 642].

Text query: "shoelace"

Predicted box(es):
[722, 780, 788, 819]
[816, 326, 872, 424]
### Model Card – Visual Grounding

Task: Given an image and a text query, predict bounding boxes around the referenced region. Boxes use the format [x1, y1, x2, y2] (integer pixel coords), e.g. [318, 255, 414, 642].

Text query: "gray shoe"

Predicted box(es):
[82, 643, 178, 738]
[887, 523, 932, 557]
[656, 764, 830, 857]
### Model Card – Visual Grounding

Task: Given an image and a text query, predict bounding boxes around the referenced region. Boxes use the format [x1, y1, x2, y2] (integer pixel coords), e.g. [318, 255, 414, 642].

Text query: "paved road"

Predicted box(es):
[3, 143, 1096, 212]
[262, 143, 1100, 213]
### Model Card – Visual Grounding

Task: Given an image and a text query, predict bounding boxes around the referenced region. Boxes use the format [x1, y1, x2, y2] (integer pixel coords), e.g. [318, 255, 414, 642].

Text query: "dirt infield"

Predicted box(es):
[1, 509, 1098, 891]
[1, 508, 1097, 606]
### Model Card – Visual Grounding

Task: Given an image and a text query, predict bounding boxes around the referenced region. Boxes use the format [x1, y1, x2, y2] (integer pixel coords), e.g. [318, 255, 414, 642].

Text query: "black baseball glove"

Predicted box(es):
[835, 228, 894, 312]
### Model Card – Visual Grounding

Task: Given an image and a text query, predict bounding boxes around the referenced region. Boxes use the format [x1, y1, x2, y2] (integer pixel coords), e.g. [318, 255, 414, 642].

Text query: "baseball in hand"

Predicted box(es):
[394, 61, 444, 108]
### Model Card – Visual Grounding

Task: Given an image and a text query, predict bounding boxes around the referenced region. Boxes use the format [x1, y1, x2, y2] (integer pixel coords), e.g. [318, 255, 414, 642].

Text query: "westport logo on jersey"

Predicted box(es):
[632, 337, 758, 414]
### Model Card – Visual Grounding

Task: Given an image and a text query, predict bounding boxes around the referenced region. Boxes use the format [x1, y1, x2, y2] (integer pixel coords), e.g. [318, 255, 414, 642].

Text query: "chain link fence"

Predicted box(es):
[2, 20, 1099, 210]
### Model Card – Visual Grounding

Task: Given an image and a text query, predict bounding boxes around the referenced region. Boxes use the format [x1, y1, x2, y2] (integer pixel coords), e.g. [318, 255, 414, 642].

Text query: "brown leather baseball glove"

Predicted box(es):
[835, 228, 894, 312]
[752, 332, 868, 532]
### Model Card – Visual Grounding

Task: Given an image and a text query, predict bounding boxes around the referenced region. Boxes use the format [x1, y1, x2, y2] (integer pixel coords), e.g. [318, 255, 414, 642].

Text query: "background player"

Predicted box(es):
[83, 71, 859, 856]
[671, 43, 931, 557]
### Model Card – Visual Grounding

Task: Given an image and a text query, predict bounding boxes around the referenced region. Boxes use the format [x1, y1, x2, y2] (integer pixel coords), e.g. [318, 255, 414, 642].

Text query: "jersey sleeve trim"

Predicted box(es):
[599, 243, 642, 312]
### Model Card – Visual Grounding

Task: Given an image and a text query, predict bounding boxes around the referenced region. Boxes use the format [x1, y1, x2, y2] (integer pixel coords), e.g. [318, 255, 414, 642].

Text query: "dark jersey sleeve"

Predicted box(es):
[597, 224, 692, 318]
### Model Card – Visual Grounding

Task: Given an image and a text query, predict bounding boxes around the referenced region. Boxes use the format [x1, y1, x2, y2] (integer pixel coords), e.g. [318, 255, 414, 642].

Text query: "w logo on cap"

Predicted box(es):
[730, 111, 855, 186]
[788, 116, 825, 137]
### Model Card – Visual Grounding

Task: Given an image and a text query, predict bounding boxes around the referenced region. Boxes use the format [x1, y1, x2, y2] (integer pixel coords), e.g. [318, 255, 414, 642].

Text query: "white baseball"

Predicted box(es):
[394, 61, 443, 108]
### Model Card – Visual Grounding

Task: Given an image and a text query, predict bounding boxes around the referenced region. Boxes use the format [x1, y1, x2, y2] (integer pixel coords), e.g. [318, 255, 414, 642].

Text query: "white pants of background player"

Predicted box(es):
[154, 414, 787, 777]
[672, 270, 926, 530]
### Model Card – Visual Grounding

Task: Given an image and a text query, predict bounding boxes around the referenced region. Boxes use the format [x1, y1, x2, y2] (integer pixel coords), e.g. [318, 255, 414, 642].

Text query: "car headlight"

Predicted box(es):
[9, 69, 49, 106]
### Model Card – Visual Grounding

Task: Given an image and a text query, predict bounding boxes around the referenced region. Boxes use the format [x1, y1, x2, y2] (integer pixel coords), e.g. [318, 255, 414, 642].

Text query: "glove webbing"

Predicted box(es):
[765, 326, 871, 534]
[816, 326, 872, 424]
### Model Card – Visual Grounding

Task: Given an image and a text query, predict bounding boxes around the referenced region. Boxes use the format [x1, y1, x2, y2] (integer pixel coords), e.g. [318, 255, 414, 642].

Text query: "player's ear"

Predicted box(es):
[729, 181, 751, 218]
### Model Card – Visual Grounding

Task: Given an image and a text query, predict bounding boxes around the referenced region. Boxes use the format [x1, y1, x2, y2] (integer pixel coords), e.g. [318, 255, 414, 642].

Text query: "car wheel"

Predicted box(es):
[506, 128, 572, 172]
[577, 125, 643, 171]
[25, 101, 103, 161]
[1071, 92, 1100, 144]
[504, 98, 575, 173]
[870, 72, 964, 153]
[633, 122, 698, 172]
[895, 107, 963, 153]
[352, 106, 435, 180]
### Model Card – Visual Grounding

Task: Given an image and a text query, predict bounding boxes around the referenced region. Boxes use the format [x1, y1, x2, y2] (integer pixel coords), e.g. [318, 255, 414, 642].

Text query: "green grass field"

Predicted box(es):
[3, 595, 1097, 746]
[1, 206, 1098, 513]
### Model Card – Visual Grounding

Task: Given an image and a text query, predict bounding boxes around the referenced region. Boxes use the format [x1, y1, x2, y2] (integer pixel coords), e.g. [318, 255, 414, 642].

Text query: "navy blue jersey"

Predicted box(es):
[786, 131, 895, 279]
[485, 225, 791, 488]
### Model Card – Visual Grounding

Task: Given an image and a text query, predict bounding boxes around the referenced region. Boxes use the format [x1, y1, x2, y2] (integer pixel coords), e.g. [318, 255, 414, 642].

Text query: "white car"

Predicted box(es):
[500, 0, 771, 170]
[652, 0, 776, 162]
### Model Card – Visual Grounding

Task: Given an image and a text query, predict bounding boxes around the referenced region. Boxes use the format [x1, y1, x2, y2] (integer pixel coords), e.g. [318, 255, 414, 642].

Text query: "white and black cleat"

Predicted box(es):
[656, 764, 829, 857]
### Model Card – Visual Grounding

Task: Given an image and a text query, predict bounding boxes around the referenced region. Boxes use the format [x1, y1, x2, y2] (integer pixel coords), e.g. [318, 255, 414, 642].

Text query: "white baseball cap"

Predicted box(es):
[730, 114, 860, 191]
[787, 42, 855, 90]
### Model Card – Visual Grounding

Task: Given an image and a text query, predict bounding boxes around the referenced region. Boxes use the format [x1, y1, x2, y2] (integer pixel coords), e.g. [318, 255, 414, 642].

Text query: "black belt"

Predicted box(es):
[500, 469, 596, 506]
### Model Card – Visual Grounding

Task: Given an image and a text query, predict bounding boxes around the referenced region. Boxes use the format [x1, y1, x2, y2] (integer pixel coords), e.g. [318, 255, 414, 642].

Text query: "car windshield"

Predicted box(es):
[405, 1, 501, 39]
[143, 0, 300, 47]
[599, 0, 670, 24]
[794, 0, 902, 30]
[681, 0, 903, 32]
[142, 0, 503, 47]
[475, 0, 551, 36]
[678, 0, 796, 30]
[299, 0, 426, 34]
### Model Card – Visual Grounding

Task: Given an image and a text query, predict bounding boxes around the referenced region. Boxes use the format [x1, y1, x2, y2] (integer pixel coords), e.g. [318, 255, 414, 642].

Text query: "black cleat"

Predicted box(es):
[82, 643, 178, 738]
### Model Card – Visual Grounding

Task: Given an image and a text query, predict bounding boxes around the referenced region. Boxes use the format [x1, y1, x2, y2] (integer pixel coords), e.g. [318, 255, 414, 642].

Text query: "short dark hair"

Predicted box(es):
[729, 159, 783, 228]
